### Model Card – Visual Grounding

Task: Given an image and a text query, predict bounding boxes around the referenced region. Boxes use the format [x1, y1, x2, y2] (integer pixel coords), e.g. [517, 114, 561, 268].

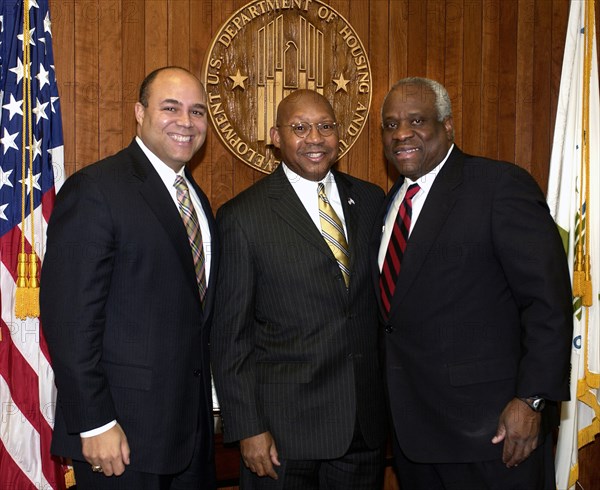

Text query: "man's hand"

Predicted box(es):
[240, 431, 281, 479]
[81, 423, 130, 476]
[491, 397, 541, 467]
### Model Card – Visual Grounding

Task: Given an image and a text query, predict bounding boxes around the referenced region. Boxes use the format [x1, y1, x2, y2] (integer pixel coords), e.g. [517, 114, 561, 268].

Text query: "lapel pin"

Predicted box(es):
[347, 198, 355, 205]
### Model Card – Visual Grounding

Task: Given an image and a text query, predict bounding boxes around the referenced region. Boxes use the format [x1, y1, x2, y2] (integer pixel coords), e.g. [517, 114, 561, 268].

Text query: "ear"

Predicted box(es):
[134, 102, 146, 126]
[443, 117, 455, 141]
[270, 126, 281, 149]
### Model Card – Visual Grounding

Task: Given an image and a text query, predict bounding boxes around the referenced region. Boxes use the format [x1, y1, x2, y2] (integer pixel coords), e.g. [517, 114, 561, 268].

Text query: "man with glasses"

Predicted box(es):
[211, 89, 387, 489]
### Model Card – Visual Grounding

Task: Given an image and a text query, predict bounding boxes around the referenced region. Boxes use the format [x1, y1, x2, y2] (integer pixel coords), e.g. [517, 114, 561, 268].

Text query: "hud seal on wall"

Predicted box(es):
[202, 0, 372, 174]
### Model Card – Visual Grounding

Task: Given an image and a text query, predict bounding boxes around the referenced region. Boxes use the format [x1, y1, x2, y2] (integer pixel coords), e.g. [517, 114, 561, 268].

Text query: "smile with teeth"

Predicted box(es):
[394, 147, 419, 155]
[305, 151, 326, 160]
[170, 134, 193, 143]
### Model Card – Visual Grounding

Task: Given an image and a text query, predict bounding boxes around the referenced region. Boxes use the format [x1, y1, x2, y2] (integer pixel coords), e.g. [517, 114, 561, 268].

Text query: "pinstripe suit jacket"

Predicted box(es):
[211, 164, 387, 460]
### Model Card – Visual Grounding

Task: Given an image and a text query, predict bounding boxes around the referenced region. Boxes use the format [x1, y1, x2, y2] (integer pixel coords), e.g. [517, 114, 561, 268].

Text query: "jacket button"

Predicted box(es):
[193, 369, 202, 377]
[385, 325, 394, 333]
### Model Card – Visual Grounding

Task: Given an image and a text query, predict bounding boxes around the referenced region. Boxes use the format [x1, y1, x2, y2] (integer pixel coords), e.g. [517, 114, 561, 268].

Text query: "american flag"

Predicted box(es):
[0, 1, 71, 489]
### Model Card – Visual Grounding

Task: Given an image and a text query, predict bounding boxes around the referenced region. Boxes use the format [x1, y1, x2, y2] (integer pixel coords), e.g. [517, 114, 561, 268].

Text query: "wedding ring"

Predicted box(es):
[91, 465, 103, 473]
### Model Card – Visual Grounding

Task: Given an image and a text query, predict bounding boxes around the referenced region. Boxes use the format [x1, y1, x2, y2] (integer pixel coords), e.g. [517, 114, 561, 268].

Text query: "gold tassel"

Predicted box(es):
[64, 467, 76, 488]
[15, 253, 29, 319]
[15, 253, 40, 319]
[573, 248, 584, 296]
[582, 253, 593, 307]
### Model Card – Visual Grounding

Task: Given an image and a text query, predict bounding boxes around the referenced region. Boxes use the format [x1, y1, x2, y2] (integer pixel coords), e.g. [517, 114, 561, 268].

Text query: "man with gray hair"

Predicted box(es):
[374, 77, 572, 489]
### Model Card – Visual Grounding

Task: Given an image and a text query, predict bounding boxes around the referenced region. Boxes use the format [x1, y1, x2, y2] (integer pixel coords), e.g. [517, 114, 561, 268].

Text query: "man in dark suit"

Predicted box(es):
[375, 77, 573, 489]
[40, 66, 218, 489]
[211, 90, 387, 489]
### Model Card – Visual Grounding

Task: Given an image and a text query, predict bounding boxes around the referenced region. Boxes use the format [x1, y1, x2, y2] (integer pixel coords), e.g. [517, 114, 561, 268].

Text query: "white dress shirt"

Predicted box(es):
[282, 163, 348, 239]
[378, 144, 454, 271]
[136, 136, 212, 284]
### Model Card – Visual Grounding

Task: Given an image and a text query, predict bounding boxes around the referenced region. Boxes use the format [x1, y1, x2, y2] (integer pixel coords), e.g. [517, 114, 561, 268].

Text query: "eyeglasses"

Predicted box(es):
[278, 121, 338, 138]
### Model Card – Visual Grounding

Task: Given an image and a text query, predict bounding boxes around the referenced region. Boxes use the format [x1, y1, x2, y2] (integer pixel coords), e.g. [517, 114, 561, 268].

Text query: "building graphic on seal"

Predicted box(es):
[257, 15, 325, 143]
[203, 0, 372, 174]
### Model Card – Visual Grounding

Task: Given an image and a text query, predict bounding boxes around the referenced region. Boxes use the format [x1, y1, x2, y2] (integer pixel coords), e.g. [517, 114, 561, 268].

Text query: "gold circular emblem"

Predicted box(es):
[202, 0, 372, 174]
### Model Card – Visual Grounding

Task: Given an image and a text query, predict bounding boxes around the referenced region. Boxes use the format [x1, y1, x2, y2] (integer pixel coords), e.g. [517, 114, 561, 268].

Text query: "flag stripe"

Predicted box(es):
[0, 313, 59, 488]
[0, 440, 39, 490]
[0, 376, 53, 490]
[1, 1, 68, 488]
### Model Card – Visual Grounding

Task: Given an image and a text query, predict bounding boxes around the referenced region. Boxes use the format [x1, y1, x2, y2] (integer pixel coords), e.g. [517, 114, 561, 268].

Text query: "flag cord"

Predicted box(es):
[15, 0, 40, 320]
[579, 0, 594, 308]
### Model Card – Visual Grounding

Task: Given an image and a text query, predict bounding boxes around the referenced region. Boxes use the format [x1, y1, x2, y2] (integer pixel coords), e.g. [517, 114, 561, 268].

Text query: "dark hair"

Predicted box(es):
[138, 66, 199, 107]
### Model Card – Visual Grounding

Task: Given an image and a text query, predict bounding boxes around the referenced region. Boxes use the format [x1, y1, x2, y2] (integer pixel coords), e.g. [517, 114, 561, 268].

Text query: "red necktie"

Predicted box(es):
[380, 183, 420, 317]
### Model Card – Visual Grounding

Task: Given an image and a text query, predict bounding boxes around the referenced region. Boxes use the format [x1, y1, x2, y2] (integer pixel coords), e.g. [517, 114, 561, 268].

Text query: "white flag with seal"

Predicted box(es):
[548, 1, 600, 489]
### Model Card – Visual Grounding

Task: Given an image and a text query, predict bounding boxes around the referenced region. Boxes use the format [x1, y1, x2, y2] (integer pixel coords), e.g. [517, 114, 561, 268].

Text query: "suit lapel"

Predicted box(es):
[389, 147, 464, 315]
[128, 142, 201, 301]
[334, 171, 358, 271]
[267, 165, 336, 261]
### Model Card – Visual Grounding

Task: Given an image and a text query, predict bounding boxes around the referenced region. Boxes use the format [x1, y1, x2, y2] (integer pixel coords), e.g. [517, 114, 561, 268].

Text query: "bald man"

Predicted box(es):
[212, 90, 387, 489]
[42, 67, 218, 489]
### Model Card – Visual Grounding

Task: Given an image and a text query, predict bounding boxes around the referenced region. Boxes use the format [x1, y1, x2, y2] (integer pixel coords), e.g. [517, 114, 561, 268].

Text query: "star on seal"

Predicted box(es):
[333, 73, 350, 93]
[229, 69, 248, 90]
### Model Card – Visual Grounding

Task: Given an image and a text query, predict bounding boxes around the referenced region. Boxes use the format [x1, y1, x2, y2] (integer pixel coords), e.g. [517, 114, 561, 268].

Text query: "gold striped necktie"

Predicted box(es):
[318, 183, 350, 287]
[174, 175, 207, 304]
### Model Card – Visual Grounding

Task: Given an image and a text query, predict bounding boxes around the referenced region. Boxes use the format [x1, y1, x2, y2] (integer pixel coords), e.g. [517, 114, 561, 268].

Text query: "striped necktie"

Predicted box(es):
[380, 183, 420, 316]
[174, 175, 207, 304]
[318, 183, 350, 287]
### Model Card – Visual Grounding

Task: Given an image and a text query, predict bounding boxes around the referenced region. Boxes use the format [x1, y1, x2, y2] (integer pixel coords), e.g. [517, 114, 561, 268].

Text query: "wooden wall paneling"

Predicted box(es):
[223, 0, 255, 197]
[74, 1, 100, 169]
[327, 0, 350, 176]
[50, 0, 76, 178]
[210, 0, 237, 212]
[407, 0, 427, 77]
[168, 0, 191, 69]
[121, 0, 145, 153]
[346, 0, 373, 183]
[460, 0, 482, 155]
[231, 0, 260, 199]
[98, 1, 123, 159]
[426, 0, 446, 83]
[515, 0, 535, 173]
[389, 0, 408, 84]
[480, 0, 500, 160]
[145, 0, 168, 73]
[580, 437, 600, 490]
[443, 0, 463, 150]
[529, 0, 554, 187]
[189, 0, 215, 201]
[496, 0, 518, 165]
[371, 1, 392, 191]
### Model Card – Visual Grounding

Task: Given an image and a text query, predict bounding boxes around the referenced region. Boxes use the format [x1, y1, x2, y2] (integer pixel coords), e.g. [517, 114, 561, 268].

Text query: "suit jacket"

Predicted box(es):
[372, 146, 573, 463]
[40, 140, 219, 474]
[211, 165, 387, 460]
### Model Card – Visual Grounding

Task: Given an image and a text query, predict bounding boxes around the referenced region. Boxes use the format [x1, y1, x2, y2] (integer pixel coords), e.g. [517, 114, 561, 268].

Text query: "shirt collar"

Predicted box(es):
[404, 143, 454, 194]
[136, 136, 186, 184]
